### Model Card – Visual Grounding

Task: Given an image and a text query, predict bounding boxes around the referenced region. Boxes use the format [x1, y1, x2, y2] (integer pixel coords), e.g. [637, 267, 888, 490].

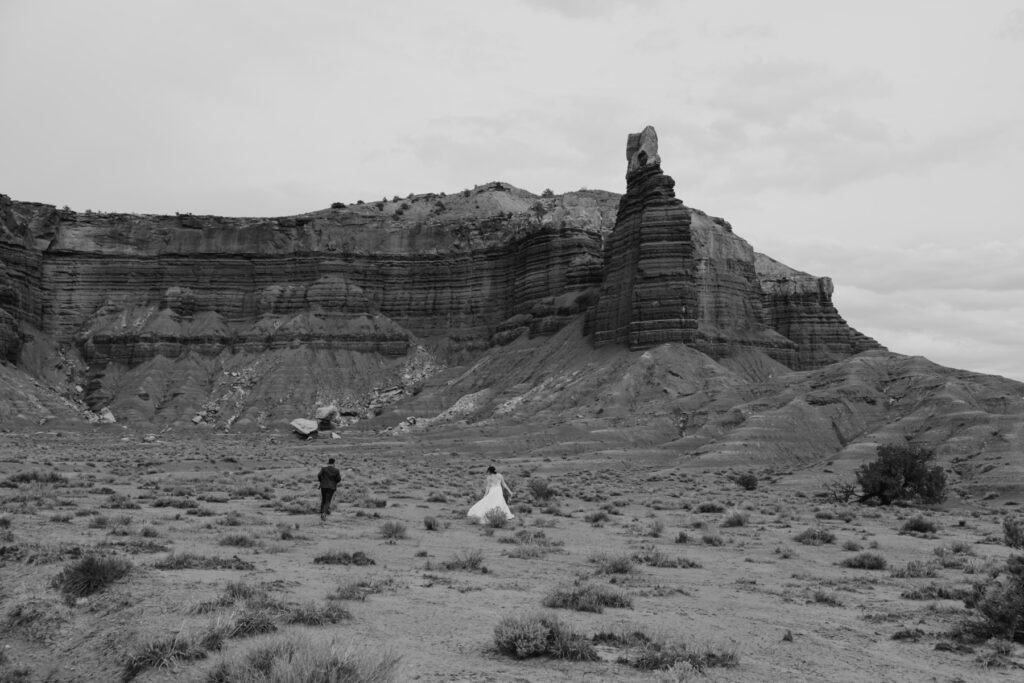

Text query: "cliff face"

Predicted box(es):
[588, 126, 880, 367]
[0, 128, 882, 428]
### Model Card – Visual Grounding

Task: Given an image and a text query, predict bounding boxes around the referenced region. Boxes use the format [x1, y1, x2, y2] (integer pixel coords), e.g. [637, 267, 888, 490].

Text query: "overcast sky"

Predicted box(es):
[2, 1, 1022, 381]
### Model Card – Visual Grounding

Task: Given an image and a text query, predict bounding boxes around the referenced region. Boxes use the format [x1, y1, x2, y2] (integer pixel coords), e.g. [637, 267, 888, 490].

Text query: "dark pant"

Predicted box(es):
[320, 488, 336, 515]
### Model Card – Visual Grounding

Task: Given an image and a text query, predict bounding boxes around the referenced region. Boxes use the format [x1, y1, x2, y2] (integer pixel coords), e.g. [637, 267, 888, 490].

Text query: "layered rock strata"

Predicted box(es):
[0, 128, 883, 426]
[589, 126, 881, 367]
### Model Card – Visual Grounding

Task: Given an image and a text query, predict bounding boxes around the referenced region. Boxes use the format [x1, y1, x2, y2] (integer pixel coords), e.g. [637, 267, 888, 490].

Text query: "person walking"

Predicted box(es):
[317, 457, 342, 521]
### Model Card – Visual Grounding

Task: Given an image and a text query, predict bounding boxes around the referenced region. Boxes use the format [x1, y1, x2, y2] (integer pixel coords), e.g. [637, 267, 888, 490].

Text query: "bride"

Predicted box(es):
[467, 466, 514, 523]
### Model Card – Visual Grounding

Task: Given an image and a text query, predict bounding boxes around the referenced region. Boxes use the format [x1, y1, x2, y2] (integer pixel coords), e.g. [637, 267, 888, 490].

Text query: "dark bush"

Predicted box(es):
[900, 515, 938, 535]
[51, 554, 132, 601]
[841, 552, 887, 570]
[735, 473, 758, 491]
[856, 443, 946, 505]
[969, 555, 1024, 642]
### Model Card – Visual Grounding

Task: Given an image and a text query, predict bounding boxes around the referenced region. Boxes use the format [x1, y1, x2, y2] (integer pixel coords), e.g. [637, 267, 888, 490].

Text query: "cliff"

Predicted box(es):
[0, 127, 882, 428]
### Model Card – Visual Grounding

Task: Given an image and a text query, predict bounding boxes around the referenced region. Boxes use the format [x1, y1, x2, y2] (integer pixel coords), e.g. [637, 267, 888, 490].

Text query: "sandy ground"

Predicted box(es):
[0, 428, 1021, 682]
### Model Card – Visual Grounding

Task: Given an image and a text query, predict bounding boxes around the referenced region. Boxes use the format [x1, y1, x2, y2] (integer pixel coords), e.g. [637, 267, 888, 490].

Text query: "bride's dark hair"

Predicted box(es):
[486, 466, 496, 474]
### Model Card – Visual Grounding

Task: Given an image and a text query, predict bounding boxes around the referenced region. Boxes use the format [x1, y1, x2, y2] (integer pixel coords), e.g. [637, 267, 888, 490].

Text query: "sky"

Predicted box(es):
[1, 0, 1022, 382]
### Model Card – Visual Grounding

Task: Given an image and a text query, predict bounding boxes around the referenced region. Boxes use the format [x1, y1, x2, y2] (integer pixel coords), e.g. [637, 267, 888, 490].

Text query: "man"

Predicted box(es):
[317, 457, 342, 521]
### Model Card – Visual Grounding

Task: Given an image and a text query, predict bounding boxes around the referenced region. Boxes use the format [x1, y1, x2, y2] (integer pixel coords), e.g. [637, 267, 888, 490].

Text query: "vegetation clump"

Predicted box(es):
[793, 528, 835, 546]
[493, 613, 597, 661]
[202, 634, 400, 683]
[856, 443, 946, 505]
[51, 554, 132, 602]
[542, 583, 633, 613]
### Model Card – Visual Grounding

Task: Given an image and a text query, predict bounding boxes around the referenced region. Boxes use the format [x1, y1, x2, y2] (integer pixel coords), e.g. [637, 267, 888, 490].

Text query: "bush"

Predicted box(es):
[202, 633, 400, 683]
[721, 511, 749, 528]
[593, 629, 739, 672]
[970, 555, 1024, 642]
[123, 632, 206, 681]
[856, 443, 946, 504]
[51, 554, 132, 601]
[423, 516, 439, 531]
[493, 614, 597, 661]
[1004, 516, 1024, 549]
[380, 521, 406, 540]
[439, 549, 485, 571]
[900, 515, 938, 535]
[841, 552, 887, 570]
[793, 527, 835, 545]
[824, 479, 857, 504]
[154, 552, 255, 571]
[590, 553, 634, 574]
[483, 508, 509, 528]
[527, 478, 557, 502]
[542, 583, 632, 613]
[735, 473, 758, 491]
[891, 560, 939, 578]
[696, 502, 725, 513]
[283, 602, 351, 626]
[312, 550, 374, 566]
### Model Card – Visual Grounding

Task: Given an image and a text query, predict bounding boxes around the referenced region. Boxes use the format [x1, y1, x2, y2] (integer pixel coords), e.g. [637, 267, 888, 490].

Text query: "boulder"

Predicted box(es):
[290, 418, 318, 437]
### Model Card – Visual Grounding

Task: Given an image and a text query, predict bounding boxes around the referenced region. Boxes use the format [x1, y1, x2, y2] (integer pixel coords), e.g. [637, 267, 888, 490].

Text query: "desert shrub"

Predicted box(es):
[527, 478, 557, 502]
[824, 479, 857, 504]
[152, 496, 198, 509]
[734, 472, 758, 491]
[423, 515, 439, 531]
[380, 521, 407, 540]
[104, 494, 140, 509]
[674, 531, 689, 544]
[585, 511, 609, 525]
[900, 515, 938, 535]
[228, 608, 277, 638]
[590, 553, 634, 574]
[891, 560, 939, 578]
[153, 552, 254, 571]
[701, 533, 724, 546]
[219, 534, 257, 548]
[721, 511, 749, 528]
[483, 508, 509, 528]
[646, 519, 665, 537]
[969, 555, 1024, 642]
[696, 502, 725, 513]
[440, 549, 485, 571]
[812, 590, 843, 607]
[493, 613, 597, 661]
[842, 540, 862, 551]
[330, 201, 345, 209]
[901, 583, 972, 601]
[426, 491, 448, 503]
[794, 527, 835, 545]
[841, 552, 887, 570]
[632, 546, 700, 569]
[312, 550, 374, 566]
[5, 470, 68, 486]
[1004, 516, 1024, 549]
[51, 554, 132, 601]
[594, 629, 739, 672]
[202, 633, 400, 683]
[359, 495, 388, 508]
[856, 443, 946, 504]
[501, 529, 563, 559]
[123, 632, 207, 681]
[283, 602, 351, 626]
[543, 583, 632, 613]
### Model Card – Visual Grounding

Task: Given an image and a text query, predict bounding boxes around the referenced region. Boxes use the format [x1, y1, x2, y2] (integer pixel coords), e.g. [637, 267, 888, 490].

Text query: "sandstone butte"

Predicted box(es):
[0, 126, 1022, 495]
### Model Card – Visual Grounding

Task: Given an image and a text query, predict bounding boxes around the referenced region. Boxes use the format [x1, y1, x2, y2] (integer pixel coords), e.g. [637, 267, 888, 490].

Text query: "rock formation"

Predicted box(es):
[589, 126, 881, 368]
[0, 128, 884, 428]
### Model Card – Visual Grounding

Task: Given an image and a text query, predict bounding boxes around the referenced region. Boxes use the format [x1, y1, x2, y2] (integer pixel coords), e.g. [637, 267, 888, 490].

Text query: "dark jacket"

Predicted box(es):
[317, 465, 341, 489]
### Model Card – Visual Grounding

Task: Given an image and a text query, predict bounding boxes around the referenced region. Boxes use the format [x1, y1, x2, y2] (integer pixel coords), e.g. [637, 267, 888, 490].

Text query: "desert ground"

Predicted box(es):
[0, 425, 1020, 682]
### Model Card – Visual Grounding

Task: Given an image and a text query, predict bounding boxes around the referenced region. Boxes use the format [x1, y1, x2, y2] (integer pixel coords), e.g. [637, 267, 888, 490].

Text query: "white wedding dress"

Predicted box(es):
[467, 476, 513, 524]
